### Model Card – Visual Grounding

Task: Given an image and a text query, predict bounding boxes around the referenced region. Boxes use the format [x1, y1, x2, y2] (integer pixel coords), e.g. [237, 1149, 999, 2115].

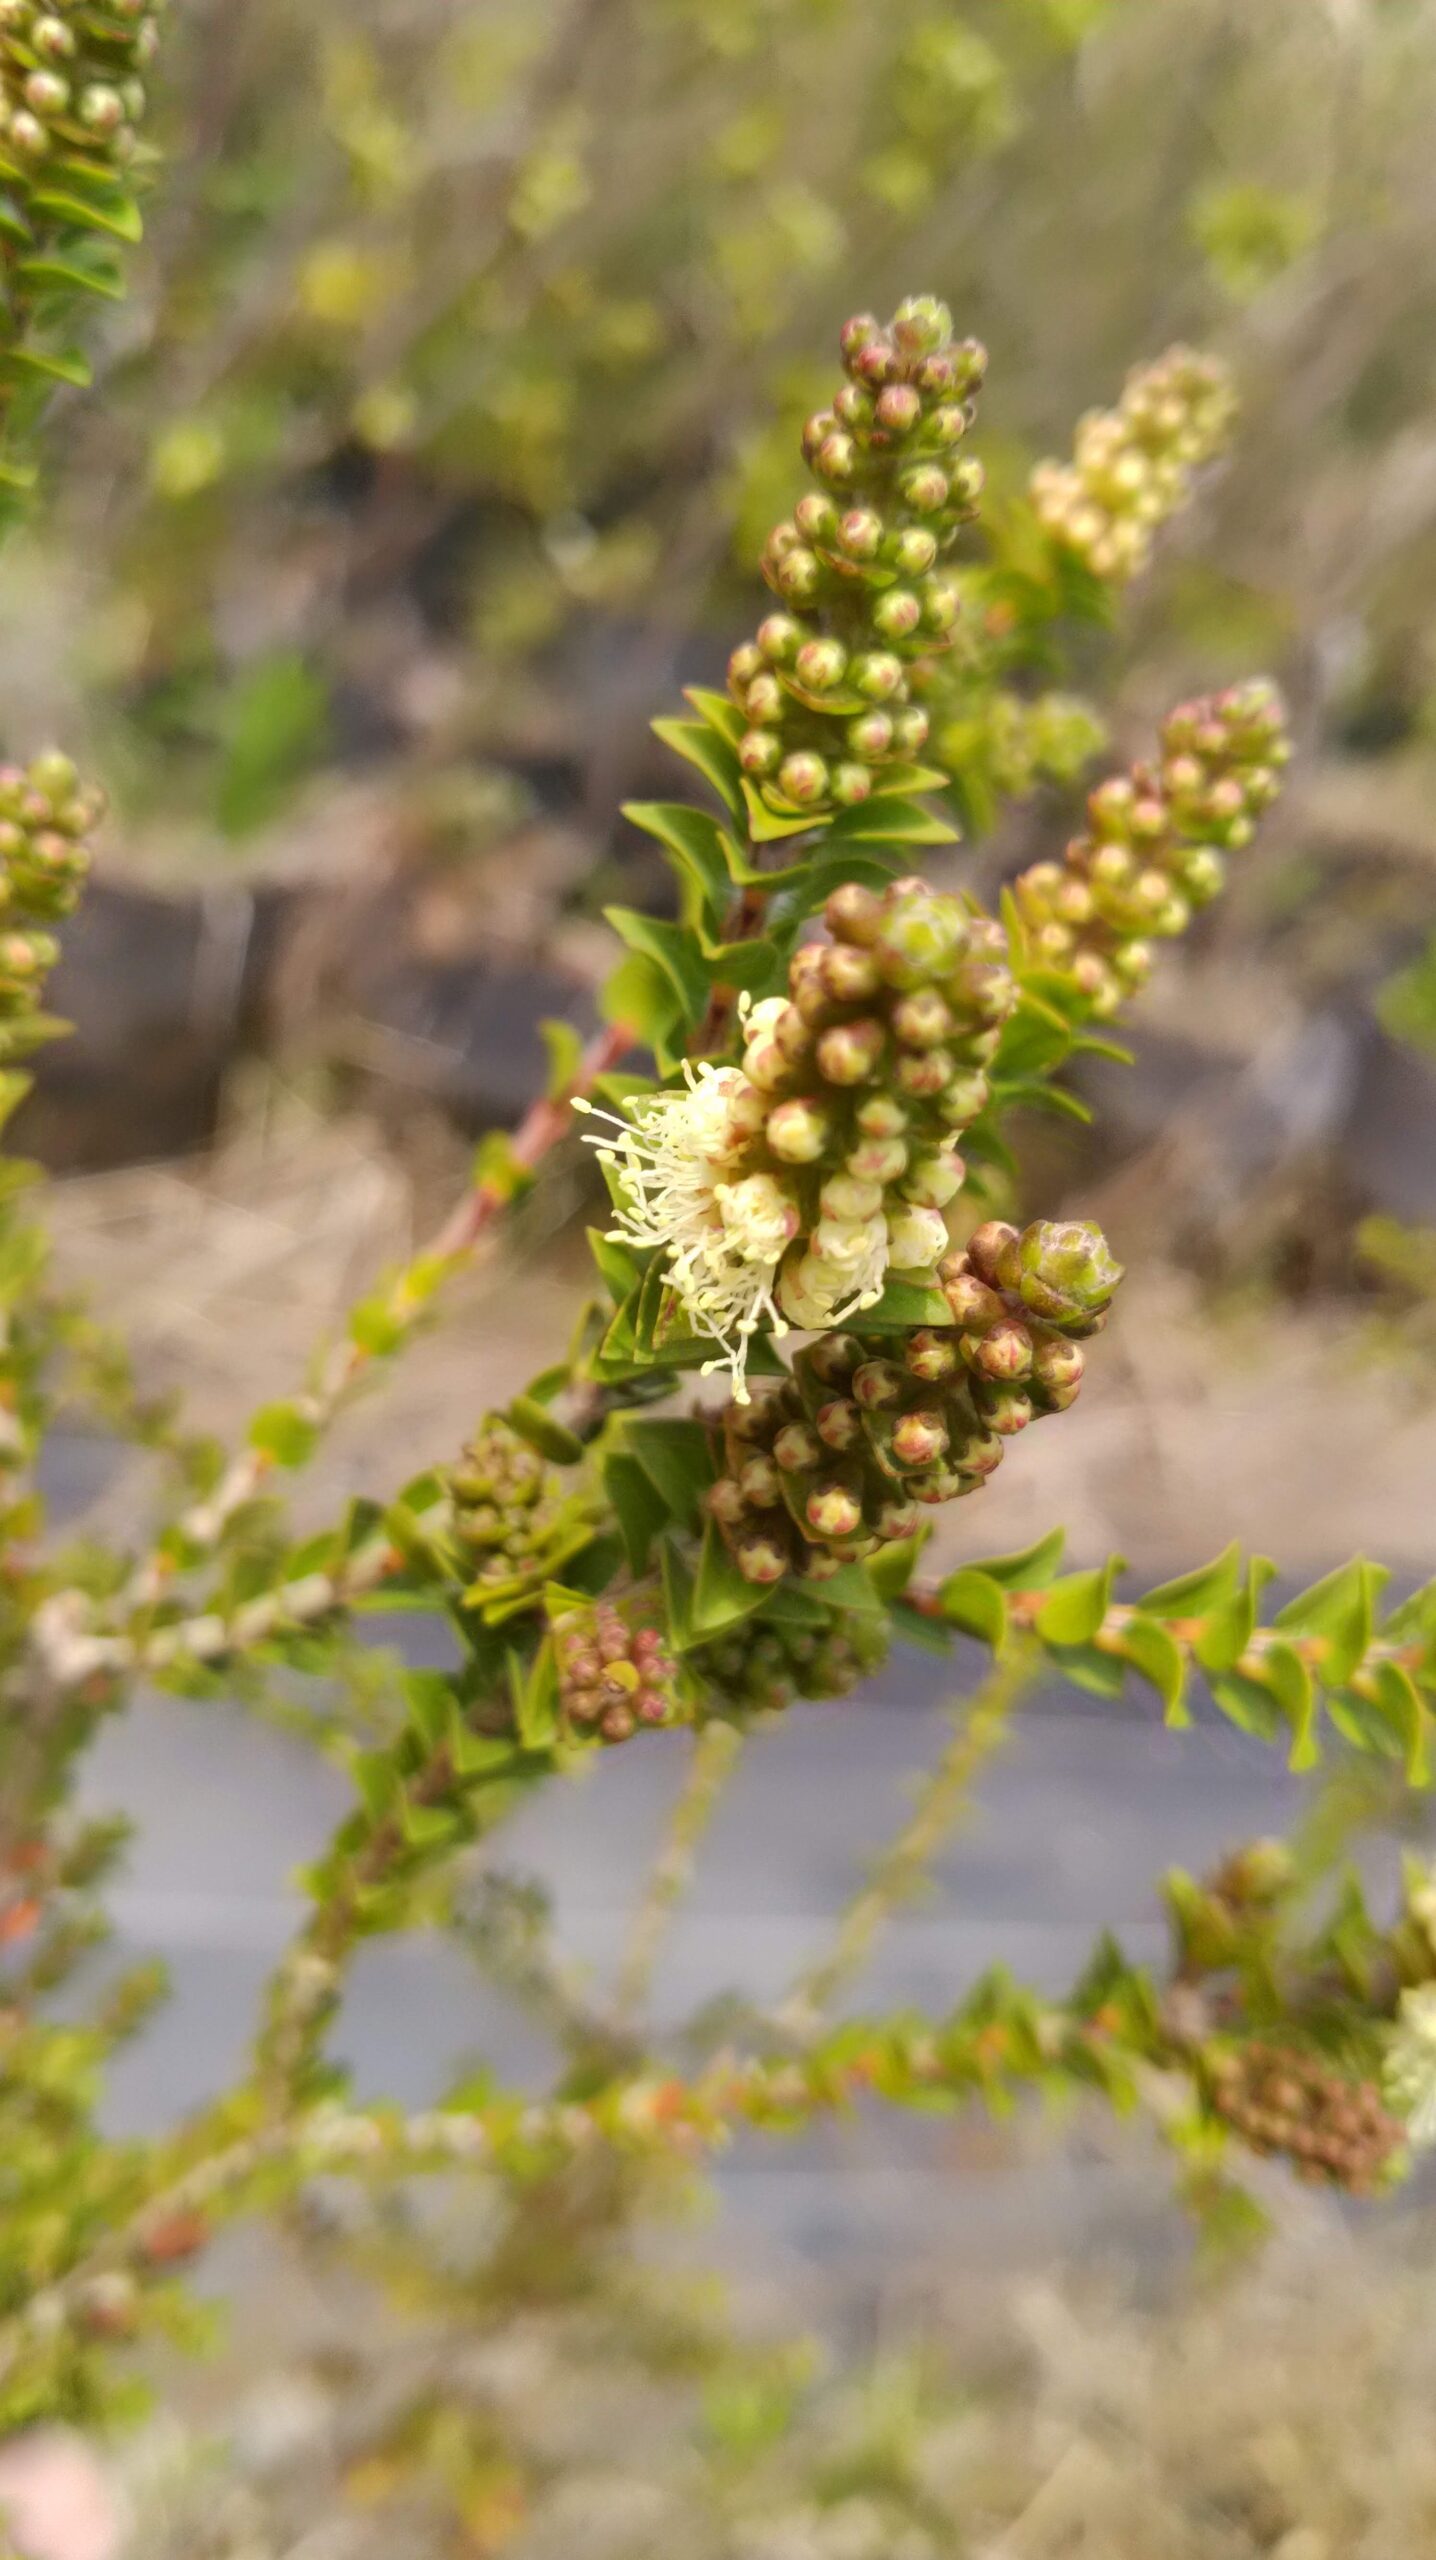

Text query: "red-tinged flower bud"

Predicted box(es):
[33, 14, 78, 57]
[853, 1358, 906, 1410]
[774, 1420, 823, 1473]
[708, 1478, 749, 1525]
[949, 457, 985, 510]
[998, 1219, 1124, 1326]
[635, 1689, 670, 1726]
[740, 729, 782, 778]
[742, 671, 784, 723]
[1031, 1334, 1085, 1408]
[814, 432, 858, 487]
[795, 636, 848, 692]
[771, 1002, 814, 1063]
[773, 547, 822, 604]
[892, 1408, 950, 1468]
[816, 1397, 862, 1450]
[977, 1383, 1034, 1435]
[766, 1096, 832, 1162]
[966, 1221, 1019, 1285]
[729, 640, 765, 691]
[8, 110, 50, 154]
[848, 709, 895, 762]
[909, 1463, 973, 1505]
[875, 384, 923, 435]
[801, 409, 840, 460]
[838, 507, 884, 560]
[816, 1017, 886, 1084]
[737, 1532, 790, 1585]
[854, 335, 898, 388]
[927, 403, 968, 446]
[874, 589, 922, 643]
[893, 705, 931, 756]
[941, 1269, 1005, 1331]
[818, 941, 882, 1003]
[826, 881, 885, 945]
[894, 1047, 951, 1098]
[840, 312, 882, 368]
[757, 612, 803, 664]
[806, 1479, 864, 1540]
[834, 382, 875, 428]
[855, 1091, 908, 1135]
[969, 1316, 1033, 1380]
[851, 650, 904, 702]
[601, 1703, 637, 1743]
[25, 68, 70, 113]
[832, 762, 874, 807]
[846, 1133, 907, 1184]
[738, 1453, 782, 1507]
[891, 988, 952, 1047]
[937, 1070, 989, 1127]
[795, 490, 839, 543]
[79, 81, 126, 134]
[900, 463, 948, 513]
[874, 1495, 922, 1540]
[905, 1328, 960, 1381]
[806, 1332, 863, 1385]
[778, 750, 830, 806]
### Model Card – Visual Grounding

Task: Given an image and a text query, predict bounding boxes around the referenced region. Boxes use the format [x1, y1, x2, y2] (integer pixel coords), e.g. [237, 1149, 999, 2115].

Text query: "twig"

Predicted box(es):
[773, 1646, 1037, 2041]
[611, 1718, 744, 2027]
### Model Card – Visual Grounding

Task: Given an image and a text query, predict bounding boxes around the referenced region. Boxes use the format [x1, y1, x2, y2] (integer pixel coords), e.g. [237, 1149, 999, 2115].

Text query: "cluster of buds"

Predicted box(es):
[0, 0, 160, 169]
[586, 876, 1018, 1391]
[1208, 2041, 1404, 2194]
[445, 1417, 590, 1607]
[0, 750, 104, 1051]
[696, 1607, 890, 1715]
[726, 297, 986, 823]
[706, 1218, 1120, 1585]
[1029, 345, 1236, 583]
[550, 1600, 678, 1745]
[1011, 680, 1290, 1016]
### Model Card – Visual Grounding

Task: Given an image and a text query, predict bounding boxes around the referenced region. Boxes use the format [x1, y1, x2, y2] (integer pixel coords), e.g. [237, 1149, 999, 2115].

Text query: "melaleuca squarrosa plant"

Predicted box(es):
[5, 230, 1436, 2467]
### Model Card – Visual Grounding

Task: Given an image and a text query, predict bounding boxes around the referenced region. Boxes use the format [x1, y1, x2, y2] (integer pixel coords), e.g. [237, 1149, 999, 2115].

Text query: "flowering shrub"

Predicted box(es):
[1, 29, 1436, 2543]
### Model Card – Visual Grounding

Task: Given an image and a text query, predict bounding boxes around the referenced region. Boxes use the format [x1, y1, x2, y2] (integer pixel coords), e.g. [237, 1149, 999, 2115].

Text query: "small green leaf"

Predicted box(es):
[248, 1400, 319, 1469]
[1037, 1560, 1120, 1646]
[618, 1415, 716, 1530]
[604, 907, 710, 1029]
[741, 780, 826, 842]
[976, 1528, 1068, 1590]
[936, 1568, 1009, 1649]
[651, 716, 744, 818]
[1140, 1544, 1243, 1621]
[538, 1018, 584, 1098]
[1194, 1557, 1277, 1674]
[404, 1672, 453, 1747]
[1260, 1636, 1319, 1769]
[1118, 1613, 1188, 1723]
[623, 800, 734, 933]
[1208, 1666, 1286, 1742]
[691, 1518, 774, 1639]
[1275, 1556, 1388, 1686]
[824, 795, 958, 847]
[506, 1395, 583, 1466]
[510, 1641, 560, 1751]
[599, 950, 683, 1067]
[604, 1452, 669, 1574]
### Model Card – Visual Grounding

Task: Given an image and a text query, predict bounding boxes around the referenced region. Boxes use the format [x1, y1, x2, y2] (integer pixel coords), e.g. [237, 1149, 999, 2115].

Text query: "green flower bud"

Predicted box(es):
[885, 1203, 948, 1270]
[818, 942, 882, 1003]
[886, 525, 938, 576]
[874, 589, 922, 643]
[905, 1328, 960, 1381]
[875, 384, 923, 435]
[838, 507, 884, 560]
[899, 463, 948, 513]
[848, 709, 895, 762]
[851, 650, 905, 702]
[853, 1358, 906, 1410]
[997, 1219, 1123, 1327]
[757, 613, 803, 664]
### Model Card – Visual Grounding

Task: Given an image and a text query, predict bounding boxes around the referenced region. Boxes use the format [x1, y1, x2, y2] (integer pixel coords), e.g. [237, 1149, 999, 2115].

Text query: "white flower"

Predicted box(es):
[575, 1067, 795, 1400]
[1384, 1982, 1436, 2148]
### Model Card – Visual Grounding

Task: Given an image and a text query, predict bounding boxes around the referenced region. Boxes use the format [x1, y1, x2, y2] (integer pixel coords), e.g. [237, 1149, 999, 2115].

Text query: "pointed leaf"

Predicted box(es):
[936, 1567, 1009, 1649]
[824, 795, 957, 847]
[1118, 1614, 1189, 1724]
[690, 1518, 771, 1639]
[1037, 1560, 1120, 1646]
[651, 716, 744, 818]
[976, 1528, 1068, 1590]
[1275, 1557, 1388, 1686]
[1140, 1544, 1243, 1621]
